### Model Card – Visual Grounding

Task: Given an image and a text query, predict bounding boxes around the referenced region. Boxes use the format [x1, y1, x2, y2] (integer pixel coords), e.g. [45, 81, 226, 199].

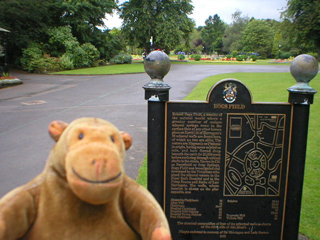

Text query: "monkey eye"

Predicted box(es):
[78, 133, 84, 140]
[110, 135, 115, 143]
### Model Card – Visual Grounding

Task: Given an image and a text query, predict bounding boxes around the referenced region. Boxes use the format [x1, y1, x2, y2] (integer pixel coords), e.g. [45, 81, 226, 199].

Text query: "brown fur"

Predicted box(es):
[0, 118, 171, 240]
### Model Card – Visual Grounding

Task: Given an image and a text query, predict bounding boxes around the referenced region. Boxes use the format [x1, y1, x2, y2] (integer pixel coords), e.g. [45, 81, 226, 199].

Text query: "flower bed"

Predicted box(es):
[268, 59, 293, 63]
[0, 76, 23, 88]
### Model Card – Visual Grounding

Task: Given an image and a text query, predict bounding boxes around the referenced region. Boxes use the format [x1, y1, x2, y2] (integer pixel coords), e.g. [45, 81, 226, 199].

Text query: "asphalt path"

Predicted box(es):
[0, 64, 290, 198]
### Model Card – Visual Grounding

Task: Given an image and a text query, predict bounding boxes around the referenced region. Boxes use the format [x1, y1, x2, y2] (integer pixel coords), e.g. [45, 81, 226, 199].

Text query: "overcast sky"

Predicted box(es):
[103, 0, 288, 29]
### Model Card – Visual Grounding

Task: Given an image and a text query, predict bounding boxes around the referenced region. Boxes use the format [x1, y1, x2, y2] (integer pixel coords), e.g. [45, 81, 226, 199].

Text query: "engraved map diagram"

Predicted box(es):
[224, 114, 286, 196]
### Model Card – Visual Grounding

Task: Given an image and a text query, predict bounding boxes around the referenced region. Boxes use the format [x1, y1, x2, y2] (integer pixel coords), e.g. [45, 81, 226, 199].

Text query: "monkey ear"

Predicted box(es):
[120, 132, 132, 150]
[48, 121, 68, 142]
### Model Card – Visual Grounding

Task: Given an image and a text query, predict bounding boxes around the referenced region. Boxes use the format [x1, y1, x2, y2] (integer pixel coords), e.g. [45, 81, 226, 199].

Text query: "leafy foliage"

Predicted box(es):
[250, 54, 257, 61]
[192, 54, 201, 61]
[241, 19, 275, 57]
[20, 43, 61, 73]
[60, 54, 74, 70]
[59, 0, 117, 43]
[48, 26, 100, 68]
[282, 0, 320, 60]
[103, 28, 126, 60]
[110, 53, 132, 64]
[120, 0, 194, 52]
[178, 54, 186, 60]
[0, 0, 117, 64]
[223, 11, 249, 53]
[201, 14, 226, 54]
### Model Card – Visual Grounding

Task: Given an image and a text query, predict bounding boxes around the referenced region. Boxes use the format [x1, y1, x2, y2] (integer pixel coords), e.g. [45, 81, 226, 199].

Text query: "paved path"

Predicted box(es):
[0, 64, 290, 197]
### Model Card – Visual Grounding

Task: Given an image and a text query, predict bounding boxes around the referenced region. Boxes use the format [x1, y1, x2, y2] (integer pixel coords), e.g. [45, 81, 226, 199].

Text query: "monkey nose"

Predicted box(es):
[92, 159, 107, 179]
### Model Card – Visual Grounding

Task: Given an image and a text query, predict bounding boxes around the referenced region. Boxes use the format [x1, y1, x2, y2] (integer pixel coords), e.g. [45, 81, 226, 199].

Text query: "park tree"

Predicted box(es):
[120, 0, 194, 52]
[241, 19, 275, 58]
[0, 0, 61, 59]
[223, 10, 249, 53]
[58, 0, 117, 44]
[201, 14, 226, 54]
[0, 0, 118, 63]
[282, 0, 320, 61]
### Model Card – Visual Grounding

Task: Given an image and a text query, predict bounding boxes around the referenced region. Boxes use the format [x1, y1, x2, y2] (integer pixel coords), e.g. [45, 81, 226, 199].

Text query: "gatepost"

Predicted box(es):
[143, 52, 318, 240]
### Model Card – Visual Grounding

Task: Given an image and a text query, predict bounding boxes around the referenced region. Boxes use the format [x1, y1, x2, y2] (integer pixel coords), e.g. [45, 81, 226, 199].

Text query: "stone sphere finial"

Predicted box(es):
[144, 51, 171, 88]
[288, 54, 318, 93]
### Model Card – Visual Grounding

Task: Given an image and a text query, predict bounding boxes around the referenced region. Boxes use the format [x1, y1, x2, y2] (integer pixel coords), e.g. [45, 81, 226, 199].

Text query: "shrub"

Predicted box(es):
[81, 43, 100, 64]
[60, 54, 74, 70]
[231, 51, 238, 58]
[21, 44, 61, 73]
[306, 52, 318, 59]
[48, 26, 100, 68]
[226, 54, 232, 59]
[193, 54, 201, 61]
[70, 46, 89, 68]
[289, 49, 300, 57]
[236, 55, 243, 61]
[110, 53, 132, 64]
[250, 54, 257, 61]
[241, 55, 248, 61]
[279, 52, 291, 59]
[20, 43, 43, 71]
[24, 55, 61, 73]
[178, 54, 185, 60]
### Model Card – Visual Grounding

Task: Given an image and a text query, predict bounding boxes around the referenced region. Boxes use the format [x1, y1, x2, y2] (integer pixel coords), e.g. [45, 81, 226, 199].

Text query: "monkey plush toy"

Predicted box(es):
[0, 118, 171, 240]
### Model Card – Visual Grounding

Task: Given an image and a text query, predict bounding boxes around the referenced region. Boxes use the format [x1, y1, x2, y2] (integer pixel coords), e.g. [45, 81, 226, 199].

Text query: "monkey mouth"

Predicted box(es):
[72, 167, 122, 184]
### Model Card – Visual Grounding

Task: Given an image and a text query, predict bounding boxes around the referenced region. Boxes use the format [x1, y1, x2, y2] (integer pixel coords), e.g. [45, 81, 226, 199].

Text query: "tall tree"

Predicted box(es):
[120, 0, 194, 52]
[223, 10, 249, 53]
[0, 0, 61, 58]
[59, 0, 117, 43]
[201, 14, 226, 54]
[0, 0, 117, 62]
[241, 19, 275, 57]
[282, 0, 320, 61]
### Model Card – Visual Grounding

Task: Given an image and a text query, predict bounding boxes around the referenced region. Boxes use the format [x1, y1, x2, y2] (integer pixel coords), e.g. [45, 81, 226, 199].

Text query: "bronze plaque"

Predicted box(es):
[164, 79, 292, 239]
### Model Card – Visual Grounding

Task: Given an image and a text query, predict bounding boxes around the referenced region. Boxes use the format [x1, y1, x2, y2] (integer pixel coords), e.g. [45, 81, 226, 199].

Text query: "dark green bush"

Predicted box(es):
[178, 54, 185, 60]
[250, 55, 257, 61]
[306, 52, 318, 59]
[60, 54, 74, 70]
[20, 43, 43, 71]
[279, 52, 291, 59]
[231, 51, 238, 58]
[25, 55, 61, 73]
[193, 54, 201, 61]
[110, 53, 132, 64]
[236, 55, 243, 61]
[241, 55, 248, 61]
[226, 54, 232, 59]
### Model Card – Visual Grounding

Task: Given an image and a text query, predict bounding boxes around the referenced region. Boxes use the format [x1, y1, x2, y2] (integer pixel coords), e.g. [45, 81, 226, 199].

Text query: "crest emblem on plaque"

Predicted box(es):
[223, 82, 237, 103]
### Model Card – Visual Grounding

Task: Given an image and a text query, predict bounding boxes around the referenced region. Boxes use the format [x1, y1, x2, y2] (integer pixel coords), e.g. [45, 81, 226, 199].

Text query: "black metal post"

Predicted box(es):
[145, 91, 169, 207]
[143, 51, 171, 207]
[284, 54, 318, 240]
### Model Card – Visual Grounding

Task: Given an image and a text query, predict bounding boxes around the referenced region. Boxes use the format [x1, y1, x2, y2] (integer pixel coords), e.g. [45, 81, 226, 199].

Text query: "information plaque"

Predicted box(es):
[164, 79, 293, 239]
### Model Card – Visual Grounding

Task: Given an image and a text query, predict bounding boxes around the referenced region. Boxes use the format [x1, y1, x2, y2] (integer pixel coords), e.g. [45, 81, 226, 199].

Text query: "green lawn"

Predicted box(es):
[171, 59, 289, 65]
[51, 63, 145, 75]
[51, 59, 290, 75]
[137, 72, 320, 240]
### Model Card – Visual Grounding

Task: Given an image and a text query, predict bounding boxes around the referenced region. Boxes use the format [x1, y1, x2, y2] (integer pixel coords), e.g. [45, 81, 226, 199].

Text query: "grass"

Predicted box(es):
[136, 72, 320, 240]
[51, 63, 145, 75]
[50, 59, 291, 75]
[171, 59, 288, 65]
